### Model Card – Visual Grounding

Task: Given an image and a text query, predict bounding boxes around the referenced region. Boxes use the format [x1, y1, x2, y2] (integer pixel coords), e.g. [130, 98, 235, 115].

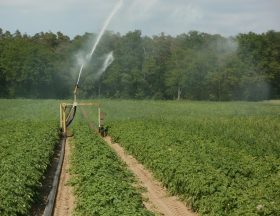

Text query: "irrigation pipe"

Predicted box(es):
[43, 137, 66, 216]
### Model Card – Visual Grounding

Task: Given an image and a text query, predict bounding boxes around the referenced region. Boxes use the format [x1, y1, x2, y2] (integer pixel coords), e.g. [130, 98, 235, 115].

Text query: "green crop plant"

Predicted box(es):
[0, 99, 60, 215]
[70, 121, 154, 216]
[103, 100, 280, 215]
[0, 121, 59, 215]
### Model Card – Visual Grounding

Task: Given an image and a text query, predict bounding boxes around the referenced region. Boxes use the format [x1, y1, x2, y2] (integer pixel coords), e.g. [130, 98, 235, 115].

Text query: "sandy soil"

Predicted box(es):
[104, 136, 197, 216]
[80, 107, 196, 216]
[53, 139, 75, 216]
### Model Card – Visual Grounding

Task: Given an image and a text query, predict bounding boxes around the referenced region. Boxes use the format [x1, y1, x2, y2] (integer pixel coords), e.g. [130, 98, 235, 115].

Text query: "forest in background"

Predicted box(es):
[0, 28, 279, 100]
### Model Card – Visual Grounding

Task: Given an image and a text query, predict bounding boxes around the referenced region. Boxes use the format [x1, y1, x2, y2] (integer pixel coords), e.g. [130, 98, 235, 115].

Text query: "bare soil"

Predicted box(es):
[53, 139, 75, 216]
[104, 136, 197, 216]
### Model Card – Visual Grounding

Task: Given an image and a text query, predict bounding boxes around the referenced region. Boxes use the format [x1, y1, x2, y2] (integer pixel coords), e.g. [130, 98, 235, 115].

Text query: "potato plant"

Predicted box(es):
[0, 120, 59, 215]
[109, 115, 280, 215]
[70, 122, 154, 216]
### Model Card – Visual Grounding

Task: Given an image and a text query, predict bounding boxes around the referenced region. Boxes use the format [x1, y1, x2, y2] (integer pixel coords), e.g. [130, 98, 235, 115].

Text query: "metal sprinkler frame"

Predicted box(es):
[59, 85, 106, 137]
[58, 0, 122, 137]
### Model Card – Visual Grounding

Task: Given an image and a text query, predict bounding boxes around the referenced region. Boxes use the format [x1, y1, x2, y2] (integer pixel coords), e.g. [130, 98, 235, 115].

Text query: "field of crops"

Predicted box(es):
[101, 100, 280, 215]
[1, 99, 279, 215]
[0, 99, 154, 215]
[0, 100, 59, 215]
[70, 121, 153, 215]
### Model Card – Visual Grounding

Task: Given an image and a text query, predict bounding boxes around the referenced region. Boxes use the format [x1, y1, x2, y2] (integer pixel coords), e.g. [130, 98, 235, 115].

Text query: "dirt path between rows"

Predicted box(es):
[53, 139, 75, 216]
[104, 136, 197, 216]
[80, 107, 196, 216]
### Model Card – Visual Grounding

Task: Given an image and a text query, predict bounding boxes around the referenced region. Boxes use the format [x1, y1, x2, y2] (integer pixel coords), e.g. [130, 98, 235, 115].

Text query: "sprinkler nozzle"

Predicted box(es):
[74, 84, 79, 94]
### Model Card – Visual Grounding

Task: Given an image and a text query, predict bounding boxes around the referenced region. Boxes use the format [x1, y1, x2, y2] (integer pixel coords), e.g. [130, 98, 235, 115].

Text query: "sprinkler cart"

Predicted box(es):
[59, 84, 107, 137]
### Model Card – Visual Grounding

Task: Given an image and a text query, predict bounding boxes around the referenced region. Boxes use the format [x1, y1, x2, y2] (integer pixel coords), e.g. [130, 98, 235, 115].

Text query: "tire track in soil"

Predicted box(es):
[80, 107, 197, 216]
[53, 139, 75, 216]
[104, 136, 197, 216]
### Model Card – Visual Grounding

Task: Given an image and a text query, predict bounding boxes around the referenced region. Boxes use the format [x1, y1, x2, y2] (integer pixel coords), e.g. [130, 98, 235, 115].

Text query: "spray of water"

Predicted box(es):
[76, 64, 84, 86]
[95, 51, 114, 79]
[76, 0, 123, 86]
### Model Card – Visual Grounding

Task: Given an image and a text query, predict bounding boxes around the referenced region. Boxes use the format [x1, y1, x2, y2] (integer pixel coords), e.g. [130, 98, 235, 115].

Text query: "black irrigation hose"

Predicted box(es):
[43, 136, 66, 216]
[66, 106, 77, 127]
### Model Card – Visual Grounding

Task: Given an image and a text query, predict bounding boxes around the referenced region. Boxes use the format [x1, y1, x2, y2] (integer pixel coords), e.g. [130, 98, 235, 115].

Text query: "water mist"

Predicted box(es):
[95, 51, 115, 80]
[76, 0, 123, 86]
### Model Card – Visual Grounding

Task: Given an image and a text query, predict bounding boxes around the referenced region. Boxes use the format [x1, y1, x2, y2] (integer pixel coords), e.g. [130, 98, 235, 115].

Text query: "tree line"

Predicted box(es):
[0, 28, 279, 100]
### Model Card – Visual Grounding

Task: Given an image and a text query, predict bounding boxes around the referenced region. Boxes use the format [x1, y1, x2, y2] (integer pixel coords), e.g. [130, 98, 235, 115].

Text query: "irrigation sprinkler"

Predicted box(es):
[59, 0, 122, 137]
[59, 102, 104, 137]
[59, 84, 105, 137]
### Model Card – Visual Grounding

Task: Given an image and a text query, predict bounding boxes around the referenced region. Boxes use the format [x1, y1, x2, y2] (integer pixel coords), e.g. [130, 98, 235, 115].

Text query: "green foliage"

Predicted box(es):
[105, 100, 280, 215]
[70, 122, 154, 216]
[1, 28, 280, 100]
[0, 99, 60, 215]
[0, 99, 59, 120]
[0, 121, 59, 216]
[1, 98, 279, 215]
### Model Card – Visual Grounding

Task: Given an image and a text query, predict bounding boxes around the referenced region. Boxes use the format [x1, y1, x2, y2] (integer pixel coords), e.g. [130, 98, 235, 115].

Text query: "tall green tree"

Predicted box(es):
[0, 28, 279, 100]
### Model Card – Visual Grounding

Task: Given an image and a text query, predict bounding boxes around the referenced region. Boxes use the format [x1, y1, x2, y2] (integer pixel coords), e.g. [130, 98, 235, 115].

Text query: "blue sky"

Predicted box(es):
[1, 0, 279, 37]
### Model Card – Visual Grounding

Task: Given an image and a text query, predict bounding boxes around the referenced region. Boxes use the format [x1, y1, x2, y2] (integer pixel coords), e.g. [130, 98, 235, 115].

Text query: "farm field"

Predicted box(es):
[0, 99, 154, 215]
[1, 99, 280, 215]
[97, 100, 280, 216]
[1, 1, 280, 215]
[77, 99, 280, 215]
[69, 122, 153, 216]
[0, 99, 59, 215]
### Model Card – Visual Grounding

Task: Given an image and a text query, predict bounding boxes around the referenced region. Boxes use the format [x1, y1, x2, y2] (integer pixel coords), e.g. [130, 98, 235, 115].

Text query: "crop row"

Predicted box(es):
[0, 120, 59, 216]
[70, 122, 153, 216]
[109, 119, 280, 215]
